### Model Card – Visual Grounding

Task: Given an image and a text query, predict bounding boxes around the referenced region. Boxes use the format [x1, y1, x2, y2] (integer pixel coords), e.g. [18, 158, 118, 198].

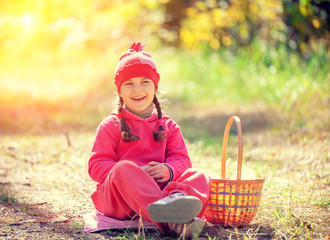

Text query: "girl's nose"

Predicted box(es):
[133, 83, 142, 90]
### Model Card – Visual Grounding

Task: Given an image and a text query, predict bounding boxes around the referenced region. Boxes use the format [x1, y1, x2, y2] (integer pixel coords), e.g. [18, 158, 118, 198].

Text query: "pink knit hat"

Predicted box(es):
[114, 42, 160, 93]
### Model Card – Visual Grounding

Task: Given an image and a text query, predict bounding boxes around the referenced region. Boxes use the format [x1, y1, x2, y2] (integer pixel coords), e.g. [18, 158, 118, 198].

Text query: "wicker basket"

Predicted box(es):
[205, 116, 265, 227]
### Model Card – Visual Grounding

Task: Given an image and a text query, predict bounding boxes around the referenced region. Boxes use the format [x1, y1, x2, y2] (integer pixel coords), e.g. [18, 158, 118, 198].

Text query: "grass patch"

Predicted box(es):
[0, 186, 17, 204]
[0, 193, 17, 204]
[158, 45, 328, 105]
[313, 197, 330, 208]
[157, 45, 329, 131]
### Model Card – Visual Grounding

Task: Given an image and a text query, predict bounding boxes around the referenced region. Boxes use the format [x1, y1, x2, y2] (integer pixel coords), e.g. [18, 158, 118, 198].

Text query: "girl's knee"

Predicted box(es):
[111, 160, 140, 180]
[115, 160, 138, 169]
[180, 168, 211, 186]
[184, 168, 209, 178]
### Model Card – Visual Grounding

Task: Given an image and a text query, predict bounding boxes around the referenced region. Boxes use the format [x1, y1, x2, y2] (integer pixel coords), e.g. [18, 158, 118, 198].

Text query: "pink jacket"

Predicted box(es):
[88, 108, 192, 184]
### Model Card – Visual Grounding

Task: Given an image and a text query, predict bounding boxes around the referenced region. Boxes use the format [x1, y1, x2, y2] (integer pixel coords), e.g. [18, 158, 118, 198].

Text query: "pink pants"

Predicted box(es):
[91, 160, 211, 231]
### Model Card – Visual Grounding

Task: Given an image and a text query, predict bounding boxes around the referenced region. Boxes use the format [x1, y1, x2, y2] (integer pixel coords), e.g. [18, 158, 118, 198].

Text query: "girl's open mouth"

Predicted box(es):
[132, 96, 146, 101]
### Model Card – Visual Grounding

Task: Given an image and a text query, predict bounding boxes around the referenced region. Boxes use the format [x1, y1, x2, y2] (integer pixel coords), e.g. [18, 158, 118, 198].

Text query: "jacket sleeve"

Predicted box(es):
[164, 120, 192, 181]
[88, 116, 120, 184]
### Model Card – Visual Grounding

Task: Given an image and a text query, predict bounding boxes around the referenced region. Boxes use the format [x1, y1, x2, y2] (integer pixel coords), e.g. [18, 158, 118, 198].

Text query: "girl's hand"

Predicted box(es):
[147, 161, 170, 183]
[140, 165, 151, 173]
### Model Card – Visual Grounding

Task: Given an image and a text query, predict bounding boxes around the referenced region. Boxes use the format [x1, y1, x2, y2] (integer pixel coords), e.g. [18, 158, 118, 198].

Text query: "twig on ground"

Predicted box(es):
[64, 132, 72, 147]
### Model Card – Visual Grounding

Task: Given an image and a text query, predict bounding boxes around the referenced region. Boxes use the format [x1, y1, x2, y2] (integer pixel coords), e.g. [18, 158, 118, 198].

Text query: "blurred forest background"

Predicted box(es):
[0, 0, 328, 134]
[0, 1, 329, 239]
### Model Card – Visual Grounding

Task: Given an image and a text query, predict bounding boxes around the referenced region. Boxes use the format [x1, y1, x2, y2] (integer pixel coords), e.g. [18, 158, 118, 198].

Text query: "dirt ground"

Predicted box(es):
[0, 104, 329, 239]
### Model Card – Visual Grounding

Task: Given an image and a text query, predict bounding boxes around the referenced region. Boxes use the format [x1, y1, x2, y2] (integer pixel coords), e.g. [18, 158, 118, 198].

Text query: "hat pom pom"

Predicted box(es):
[129, 42, 145, 52]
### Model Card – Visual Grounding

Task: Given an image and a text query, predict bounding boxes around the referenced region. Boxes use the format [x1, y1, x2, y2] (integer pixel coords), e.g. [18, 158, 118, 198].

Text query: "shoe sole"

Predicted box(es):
[148, 197, 202, 223]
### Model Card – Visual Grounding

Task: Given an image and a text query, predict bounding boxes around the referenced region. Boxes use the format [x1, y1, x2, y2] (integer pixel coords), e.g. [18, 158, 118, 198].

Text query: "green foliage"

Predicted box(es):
[0, 0, 328, 64]
[282, 0, 329, 55]
[158, 43, 328, 131]
[172, 0, 328, 56]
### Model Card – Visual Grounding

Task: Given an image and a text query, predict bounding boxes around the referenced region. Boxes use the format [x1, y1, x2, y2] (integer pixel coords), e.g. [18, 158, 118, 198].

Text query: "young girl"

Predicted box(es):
[88, 42, 211, 238]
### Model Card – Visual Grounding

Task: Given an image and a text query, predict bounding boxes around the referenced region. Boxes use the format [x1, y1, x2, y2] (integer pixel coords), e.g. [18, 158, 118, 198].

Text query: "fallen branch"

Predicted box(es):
[0, 182, 31, 186]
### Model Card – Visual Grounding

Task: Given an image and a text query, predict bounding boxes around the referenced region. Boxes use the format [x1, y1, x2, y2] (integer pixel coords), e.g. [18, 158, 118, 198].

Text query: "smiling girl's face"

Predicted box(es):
[119, 77, 155, 115]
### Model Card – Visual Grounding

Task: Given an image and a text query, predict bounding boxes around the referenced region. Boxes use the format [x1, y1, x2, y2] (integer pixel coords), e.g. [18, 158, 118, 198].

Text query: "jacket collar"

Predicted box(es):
[112, 108, 159, 121]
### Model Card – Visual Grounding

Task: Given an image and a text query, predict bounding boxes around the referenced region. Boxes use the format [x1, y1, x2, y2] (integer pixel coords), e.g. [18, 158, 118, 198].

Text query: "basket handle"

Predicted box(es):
[221, 116, 243, 180]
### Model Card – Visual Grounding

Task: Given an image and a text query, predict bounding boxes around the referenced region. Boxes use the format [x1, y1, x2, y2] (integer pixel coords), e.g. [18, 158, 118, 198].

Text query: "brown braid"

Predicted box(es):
[153, 95, 167, 142]
[117, 97, 140, 142]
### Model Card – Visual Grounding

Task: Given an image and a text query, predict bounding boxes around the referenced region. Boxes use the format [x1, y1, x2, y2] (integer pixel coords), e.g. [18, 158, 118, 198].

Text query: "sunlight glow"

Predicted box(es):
[21, 14, 35, 29]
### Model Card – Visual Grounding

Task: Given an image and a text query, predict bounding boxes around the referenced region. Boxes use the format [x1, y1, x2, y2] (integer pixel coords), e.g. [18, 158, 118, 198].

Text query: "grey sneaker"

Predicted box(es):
[168, 217, 206, 239]
[148, 193, 202, 224]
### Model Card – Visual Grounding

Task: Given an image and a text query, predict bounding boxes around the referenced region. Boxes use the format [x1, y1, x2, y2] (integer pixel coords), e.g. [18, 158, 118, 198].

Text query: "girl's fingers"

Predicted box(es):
[147, 164, 170, 182]
[150, 173, 164, 179]
[148, 168, 163, 177]
[140, 165, 151, 172]
[147, 165, 162, 174]
[148, 161, 159, 166]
